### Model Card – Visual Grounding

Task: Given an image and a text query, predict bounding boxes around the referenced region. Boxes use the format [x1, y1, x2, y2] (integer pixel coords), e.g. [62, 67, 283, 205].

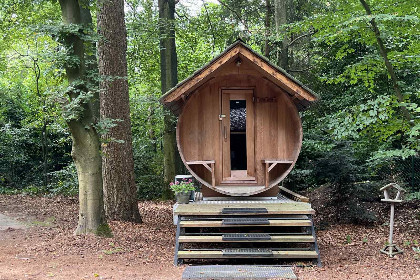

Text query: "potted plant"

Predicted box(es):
[170, 179, 195, 204]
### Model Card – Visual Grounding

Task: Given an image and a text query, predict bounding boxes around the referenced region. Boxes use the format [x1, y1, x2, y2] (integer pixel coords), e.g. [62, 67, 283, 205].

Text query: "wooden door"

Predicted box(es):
[221, 89, 255, 182]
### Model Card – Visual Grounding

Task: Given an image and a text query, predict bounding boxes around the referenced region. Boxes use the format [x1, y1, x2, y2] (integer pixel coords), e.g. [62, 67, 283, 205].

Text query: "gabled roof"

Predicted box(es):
[380, 183, 405, 192]
[160, 39, 318, 115]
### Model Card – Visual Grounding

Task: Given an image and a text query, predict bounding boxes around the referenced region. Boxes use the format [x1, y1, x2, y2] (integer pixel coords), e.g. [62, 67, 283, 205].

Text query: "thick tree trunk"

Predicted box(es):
[274, 0, 289, 70]
[58, 0, 107, 235]
[359, 0, 413, 124]
[97, 0, 141, 222]
[71, 122, 106, 235]
[159, 0, 179, 199]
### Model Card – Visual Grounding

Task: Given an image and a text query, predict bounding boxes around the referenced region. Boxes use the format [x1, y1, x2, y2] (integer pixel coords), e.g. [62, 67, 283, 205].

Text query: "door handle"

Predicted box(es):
[224, 126, 227, 141]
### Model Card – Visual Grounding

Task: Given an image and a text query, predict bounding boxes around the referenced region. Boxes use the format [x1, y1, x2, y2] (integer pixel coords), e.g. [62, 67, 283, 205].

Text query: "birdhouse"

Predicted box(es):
[380, 183, 405, 203]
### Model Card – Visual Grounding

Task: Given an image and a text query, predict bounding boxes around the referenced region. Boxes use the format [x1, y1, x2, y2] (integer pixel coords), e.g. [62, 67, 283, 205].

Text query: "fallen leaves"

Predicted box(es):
[0, 194, 418, 280]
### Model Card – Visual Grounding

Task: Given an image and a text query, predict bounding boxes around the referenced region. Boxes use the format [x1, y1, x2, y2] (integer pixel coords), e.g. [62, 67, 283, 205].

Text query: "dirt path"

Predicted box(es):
[0, 214, 27, 231]
[0, 195, 419, 280]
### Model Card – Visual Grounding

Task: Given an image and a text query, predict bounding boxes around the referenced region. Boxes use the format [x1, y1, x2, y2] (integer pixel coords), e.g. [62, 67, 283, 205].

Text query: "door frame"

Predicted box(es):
[220, 88, 255, 183]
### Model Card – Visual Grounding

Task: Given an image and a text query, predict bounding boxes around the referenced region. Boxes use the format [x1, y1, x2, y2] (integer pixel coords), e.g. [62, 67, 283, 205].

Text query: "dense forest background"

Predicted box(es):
[0, 0, 418, 209]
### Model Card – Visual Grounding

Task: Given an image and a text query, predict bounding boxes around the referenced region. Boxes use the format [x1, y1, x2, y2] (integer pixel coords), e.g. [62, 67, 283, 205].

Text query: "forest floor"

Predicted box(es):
[0, 194, 419, 280]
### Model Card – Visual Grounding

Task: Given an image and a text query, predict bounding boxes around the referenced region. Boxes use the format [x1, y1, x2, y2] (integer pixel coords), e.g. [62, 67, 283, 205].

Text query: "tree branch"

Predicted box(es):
[359, 0, 413, 124]
[288, 31, 314, 47]
[217, 0, 250, 34]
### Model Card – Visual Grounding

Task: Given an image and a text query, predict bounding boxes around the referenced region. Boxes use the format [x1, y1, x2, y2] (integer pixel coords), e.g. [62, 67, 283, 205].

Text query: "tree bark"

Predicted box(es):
[159, 0, 179, 199]
[97, 0, 141, 222]
[274, 0, 289, 70]
[359, 0, 413, 124]
[264, 0, 272, 57]
[58, 0, 107, 235]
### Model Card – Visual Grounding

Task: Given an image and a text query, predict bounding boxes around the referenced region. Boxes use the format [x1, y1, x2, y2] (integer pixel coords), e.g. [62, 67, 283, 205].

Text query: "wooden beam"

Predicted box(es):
[202, 163, 212, 172]
[265, 162, 269, 189]
[262, 159, 293, 164]
[279, 186, 310, 203]
[178, 250, 318, 259]
[178, 235, 315, 243]
[211, 162, 215, 188]
[163, 48, 241, 103]
[180, 219, 312, 227]
[268, 162, 277, 172]
[238, 46, 316, 102]
[186, 160, 216, 164]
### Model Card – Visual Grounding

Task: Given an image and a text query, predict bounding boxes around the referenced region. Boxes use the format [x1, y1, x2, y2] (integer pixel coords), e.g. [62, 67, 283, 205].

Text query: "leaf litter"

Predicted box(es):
[0, 194, 418, 279]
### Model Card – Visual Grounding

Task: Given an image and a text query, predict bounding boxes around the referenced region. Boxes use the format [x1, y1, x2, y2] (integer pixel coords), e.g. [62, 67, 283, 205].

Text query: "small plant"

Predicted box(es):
[102, 242, 123, 255]
[404, 240, 411, 247]
[362, 237, 368, 244]
[345, 235, 352, 244]
[169, 179, 195, 194]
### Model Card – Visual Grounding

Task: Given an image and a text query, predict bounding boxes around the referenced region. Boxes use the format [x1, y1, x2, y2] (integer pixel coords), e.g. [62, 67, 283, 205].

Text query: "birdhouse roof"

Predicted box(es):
[380, 183, 405, 192]
[160, 39, 318, 115]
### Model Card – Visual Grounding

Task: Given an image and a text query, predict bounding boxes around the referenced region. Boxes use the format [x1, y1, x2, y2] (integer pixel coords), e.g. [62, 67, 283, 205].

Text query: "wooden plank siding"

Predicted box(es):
[177, 72, 302, 197]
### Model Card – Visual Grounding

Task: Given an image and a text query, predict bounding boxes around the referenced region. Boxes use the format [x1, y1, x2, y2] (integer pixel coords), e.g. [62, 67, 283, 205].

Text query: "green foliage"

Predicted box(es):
[169, 179, 195, 195]
[345, 235, 352, 244]
[0, 0, 418, 209]
[95, 223, 113, 238]
[47, 164, 78, 196]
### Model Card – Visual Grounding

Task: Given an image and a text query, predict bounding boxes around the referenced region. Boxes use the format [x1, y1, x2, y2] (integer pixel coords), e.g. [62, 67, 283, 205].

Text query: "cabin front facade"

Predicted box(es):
[161, 40, 320, 266]
[161, 40, 317, 199]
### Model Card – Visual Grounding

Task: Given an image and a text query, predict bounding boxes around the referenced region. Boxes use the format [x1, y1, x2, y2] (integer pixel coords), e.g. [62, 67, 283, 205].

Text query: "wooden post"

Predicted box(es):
[211, 162, 215, 188]
[380, 183, 404, 257]
[265, 162, 269, 189]
[388, 202, 395, 256]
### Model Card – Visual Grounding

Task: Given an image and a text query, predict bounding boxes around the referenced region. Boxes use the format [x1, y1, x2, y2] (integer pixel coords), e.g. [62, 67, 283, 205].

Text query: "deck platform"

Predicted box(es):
[173, 193, 320, 266]
[174, 196, 315, 217]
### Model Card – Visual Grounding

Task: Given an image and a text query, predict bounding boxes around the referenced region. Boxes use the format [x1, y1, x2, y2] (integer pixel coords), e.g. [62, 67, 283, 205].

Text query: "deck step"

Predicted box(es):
[221, 207, 268, 214]
[174, 203, 315, 216]
[222, 217, 269, 225]
[182, 265, 297, 279]
[223, 248, 273, 257]
[180, 219, 311, 227]
[222, 233, 271, 241]
[178, 234, 315, 243]
[178, 250, 318, 259]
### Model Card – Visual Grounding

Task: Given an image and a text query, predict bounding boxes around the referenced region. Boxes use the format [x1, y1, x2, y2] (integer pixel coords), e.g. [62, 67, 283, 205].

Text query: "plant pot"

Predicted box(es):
[176, 191, 191, 204]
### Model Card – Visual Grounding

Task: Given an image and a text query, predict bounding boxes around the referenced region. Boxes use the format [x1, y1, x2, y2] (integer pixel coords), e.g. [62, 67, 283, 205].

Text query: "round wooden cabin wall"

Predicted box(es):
[176, 74, 302, 196]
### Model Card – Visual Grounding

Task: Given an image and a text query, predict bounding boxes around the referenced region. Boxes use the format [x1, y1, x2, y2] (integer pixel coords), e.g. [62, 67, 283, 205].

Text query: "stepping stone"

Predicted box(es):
[182, 265, 297, 279]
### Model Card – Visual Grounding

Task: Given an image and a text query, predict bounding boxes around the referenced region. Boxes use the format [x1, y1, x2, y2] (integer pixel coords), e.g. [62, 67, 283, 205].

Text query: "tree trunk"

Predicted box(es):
[264, 0, 272, 57]
[274, 0, 289, 70]
[71, 122, 106, 235]
[359, 0, 413, 124]
[159, 0, 179, 199]
[97, 0, 141, 222]
[58, 0, 108, 235]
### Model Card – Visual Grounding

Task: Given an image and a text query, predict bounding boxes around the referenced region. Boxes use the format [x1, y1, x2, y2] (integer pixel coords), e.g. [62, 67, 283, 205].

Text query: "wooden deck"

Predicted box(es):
[178, 250, 319, 259]
[174, 200, 315, 216]
[178, 235, 315, 243]
[179, 219, 312, 227]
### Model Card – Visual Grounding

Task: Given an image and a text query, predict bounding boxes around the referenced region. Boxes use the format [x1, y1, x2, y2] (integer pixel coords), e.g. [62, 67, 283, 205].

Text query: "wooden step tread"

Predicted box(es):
[180, 219, 311, 227]
[174, 203, 315, 215]
[178, 250, 318, 259]
[178, 235, 315, 243]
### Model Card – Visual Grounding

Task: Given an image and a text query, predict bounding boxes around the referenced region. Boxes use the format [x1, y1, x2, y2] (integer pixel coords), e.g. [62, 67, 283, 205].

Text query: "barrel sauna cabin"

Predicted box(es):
[160, 40, 321, 266]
